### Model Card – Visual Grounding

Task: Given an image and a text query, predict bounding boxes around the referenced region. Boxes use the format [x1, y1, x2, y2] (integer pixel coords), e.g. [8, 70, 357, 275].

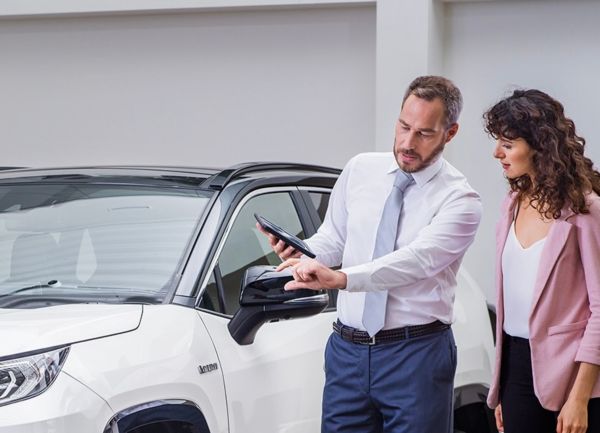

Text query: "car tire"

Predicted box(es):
[454, 402, 498, 433]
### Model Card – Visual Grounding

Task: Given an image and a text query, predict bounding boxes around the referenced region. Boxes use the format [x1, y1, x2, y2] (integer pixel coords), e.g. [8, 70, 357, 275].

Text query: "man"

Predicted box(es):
[260, 76, 481, 433]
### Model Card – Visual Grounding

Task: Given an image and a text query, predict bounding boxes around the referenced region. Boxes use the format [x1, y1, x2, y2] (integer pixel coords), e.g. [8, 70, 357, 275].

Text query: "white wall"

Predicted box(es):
[2, 0, 599, 302]
[0, 0, 372, 17]
[0, 6, 375, 168]
[442, 0, 600, 300]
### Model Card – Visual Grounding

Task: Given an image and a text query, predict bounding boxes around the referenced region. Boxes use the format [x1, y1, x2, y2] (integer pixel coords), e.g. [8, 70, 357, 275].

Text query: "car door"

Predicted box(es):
[197, 187, 336, 433]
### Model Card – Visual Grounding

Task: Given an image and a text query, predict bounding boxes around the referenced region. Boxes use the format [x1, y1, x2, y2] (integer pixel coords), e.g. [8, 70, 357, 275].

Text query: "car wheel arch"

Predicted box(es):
[453, 384, 497, 433]
[103, 399, 210, 433]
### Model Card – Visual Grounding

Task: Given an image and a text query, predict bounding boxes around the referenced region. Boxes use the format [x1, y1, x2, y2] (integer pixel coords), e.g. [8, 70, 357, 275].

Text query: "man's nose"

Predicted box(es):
[402, 131, 417, 149]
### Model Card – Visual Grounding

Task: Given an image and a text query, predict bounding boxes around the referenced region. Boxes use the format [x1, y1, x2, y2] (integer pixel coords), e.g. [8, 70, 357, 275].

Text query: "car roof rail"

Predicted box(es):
[202, 162, 341, 190]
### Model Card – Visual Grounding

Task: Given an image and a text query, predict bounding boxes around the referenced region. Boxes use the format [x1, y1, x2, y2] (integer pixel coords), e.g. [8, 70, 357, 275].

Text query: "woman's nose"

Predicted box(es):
[493, 144, 503, 159]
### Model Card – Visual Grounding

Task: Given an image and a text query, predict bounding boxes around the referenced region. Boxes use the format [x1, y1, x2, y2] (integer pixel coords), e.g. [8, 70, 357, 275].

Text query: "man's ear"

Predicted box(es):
[445, 123, 459, 143]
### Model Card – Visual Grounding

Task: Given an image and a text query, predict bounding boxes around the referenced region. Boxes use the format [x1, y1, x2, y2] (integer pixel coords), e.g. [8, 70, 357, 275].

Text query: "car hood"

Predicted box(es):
[0, 304, 143, 358]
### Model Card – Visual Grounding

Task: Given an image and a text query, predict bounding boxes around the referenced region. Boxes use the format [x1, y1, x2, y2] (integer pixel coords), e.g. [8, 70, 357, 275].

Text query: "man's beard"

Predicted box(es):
[394, 139, 446, 173]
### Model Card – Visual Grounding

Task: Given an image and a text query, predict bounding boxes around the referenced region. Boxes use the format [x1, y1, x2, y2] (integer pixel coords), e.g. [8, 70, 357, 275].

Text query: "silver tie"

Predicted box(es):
[362, 170, 414, 337]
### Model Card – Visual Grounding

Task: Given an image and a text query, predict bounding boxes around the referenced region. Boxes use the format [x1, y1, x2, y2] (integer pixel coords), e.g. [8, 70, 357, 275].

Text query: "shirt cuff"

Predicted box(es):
[341, 263, 372, 292]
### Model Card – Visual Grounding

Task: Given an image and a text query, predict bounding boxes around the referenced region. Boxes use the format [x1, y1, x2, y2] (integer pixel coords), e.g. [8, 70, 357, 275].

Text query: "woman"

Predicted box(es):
[484, 89, 600, 433]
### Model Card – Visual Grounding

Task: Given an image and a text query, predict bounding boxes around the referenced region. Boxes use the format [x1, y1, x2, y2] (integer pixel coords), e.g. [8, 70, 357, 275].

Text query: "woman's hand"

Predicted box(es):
[494, 404, 504, 432]
[557, 362, 599, 433]
[557, 398, 588, 433]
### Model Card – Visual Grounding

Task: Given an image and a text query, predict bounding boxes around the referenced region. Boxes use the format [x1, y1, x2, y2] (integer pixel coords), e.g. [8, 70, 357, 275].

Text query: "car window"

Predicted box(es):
[205, 192, 304, 316]
[308, 192, 330, 223]
[0, 183, 211, 308]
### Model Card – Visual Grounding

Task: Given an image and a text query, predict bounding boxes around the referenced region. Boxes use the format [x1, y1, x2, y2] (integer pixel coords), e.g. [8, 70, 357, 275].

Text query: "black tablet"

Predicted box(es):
[254, 213, 316, 258]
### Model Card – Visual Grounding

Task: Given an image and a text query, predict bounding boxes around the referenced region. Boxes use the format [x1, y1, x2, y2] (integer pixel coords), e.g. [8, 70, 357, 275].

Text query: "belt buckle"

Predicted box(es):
[358, 335, 377, 345]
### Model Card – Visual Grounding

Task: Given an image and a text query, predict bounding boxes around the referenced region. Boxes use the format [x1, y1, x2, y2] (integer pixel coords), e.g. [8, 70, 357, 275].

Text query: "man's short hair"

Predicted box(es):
[402, 76, 463, 127]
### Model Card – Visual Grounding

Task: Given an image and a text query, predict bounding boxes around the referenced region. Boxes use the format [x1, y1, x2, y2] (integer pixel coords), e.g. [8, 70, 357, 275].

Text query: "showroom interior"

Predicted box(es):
[2, 0, 598, 303]
[1, 2, 599, 432]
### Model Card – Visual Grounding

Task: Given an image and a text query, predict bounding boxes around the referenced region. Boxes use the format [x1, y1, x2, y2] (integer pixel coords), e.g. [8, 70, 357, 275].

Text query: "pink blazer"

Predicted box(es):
[487, 193, 600, 411]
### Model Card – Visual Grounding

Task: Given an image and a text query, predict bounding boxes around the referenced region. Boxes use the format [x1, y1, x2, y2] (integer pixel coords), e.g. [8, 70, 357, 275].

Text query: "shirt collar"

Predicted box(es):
[386, 156, 444, 188]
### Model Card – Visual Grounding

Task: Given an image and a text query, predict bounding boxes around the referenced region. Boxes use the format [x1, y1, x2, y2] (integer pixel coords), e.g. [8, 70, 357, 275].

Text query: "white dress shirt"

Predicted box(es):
[305, 152, 482, 330]
[501, 221, 546, 339]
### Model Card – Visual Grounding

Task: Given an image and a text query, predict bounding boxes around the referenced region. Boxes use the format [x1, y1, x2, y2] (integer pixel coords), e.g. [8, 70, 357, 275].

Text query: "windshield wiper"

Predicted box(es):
[0, 281, 165, 306]
[2, 280, 77, 296]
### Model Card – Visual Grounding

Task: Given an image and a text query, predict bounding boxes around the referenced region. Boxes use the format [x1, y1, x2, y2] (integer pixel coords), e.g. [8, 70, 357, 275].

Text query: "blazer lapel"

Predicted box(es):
[495, 196, 515, 326]
[530, 218, 573, 312]
[496, 212, 512, 282]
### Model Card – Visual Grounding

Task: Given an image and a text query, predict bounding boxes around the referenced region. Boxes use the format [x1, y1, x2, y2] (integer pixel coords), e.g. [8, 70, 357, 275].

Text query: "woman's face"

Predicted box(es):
[493, 136, 535, 180]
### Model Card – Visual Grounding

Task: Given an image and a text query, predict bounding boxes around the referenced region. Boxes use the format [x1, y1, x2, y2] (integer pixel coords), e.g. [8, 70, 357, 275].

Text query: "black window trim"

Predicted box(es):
[290, 189, 317, 237]
[296, 186, 337, 311]
[296, 186, 332, 232]
[213, 263, 228, 314]
[194, 186, 314, 317]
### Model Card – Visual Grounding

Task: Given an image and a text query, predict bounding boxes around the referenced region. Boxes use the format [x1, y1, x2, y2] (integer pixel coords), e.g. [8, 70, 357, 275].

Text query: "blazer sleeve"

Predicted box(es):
[575, 195, 600, 366]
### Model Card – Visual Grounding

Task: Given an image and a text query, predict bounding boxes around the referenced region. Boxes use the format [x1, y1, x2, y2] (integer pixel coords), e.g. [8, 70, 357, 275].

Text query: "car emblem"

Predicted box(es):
[198, 363, 219, 374]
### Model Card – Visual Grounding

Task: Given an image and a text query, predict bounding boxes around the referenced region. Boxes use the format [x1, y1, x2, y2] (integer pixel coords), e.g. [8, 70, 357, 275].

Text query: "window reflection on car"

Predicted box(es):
[0, 183, 212, 307]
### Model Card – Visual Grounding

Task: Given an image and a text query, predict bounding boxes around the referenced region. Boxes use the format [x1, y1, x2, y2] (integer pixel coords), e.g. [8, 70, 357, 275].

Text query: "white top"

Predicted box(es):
[305, 152, 482, 329]
[502, 221, 547, 339]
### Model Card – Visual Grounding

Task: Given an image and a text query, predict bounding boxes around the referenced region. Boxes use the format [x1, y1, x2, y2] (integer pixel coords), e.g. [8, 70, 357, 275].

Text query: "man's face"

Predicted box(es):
[393, 95, 458, 173]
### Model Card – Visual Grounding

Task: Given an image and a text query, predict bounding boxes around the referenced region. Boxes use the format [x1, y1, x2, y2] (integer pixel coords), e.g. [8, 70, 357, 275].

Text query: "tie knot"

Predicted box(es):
[394, 170, 414, 192]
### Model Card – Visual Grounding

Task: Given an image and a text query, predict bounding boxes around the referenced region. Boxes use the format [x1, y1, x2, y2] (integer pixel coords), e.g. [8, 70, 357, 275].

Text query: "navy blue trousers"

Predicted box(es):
[322, 328, 456, 433]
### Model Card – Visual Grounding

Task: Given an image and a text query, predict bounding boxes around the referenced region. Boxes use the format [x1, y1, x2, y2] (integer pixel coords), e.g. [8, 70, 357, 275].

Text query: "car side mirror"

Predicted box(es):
[228, 265, 329, 345]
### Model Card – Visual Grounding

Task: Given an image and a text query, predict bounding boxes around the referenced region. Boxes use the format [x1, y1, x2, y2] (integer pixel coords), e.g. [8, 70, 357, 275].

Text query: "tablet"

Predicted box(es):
[254, 213, 316, 258]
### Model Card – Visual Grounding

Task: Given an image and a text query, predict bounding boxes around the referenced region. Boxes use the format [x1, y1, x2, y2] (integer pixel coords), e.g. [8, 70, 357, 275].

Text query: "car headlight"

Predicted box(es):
[0, 346, 69, 406]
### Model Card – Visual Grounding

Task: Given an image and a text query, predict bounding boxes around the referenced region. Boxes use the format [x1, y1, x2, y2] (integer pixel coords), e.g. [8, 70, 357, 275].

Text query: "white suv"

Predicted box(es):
[0, 164, 496, 433]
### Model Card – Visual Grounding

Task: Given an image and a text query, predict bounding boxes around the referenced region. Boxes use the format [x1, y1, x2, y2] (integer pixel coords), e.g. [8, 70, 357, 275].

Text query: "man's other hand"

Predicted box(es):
[278, 258, 347, 291]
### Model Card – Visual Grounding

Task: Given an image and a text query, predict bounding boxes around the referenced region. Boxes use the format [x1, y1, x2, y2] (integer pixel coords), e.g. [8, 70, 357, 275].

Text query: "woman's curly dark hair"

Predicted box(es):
[484, 89, 600, 219]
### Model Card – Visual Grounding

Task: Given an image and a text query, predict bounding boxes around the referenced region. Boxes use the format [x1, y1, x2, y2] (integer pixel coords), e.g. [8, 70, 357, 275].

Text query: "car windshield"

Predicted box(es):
[0, 182, 212, 308]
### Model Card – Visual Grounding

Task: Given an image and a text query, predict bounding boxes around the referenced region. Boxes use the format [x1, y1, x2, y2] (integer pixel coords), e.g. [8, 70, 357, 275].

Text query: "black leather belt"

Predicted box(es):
[332, 320, 450, 345]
